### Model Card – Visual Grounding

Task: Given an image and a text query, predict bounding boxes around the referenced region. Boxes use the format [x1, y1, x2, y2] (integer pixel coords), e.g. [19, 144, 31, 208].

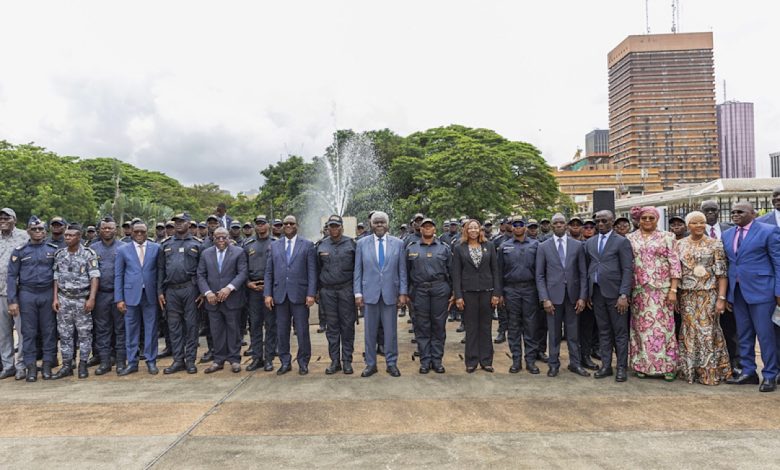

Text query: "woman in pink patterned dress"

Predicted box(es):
[627, 206, 682, 381]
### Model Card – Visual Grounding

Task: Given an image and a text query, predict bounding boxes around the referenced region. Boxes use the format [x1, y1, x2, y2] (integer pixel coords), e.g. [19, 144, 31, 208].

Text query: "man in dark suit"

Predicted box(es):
[197, 227, 248, 373]
[114, 223, 161, 375]
[756, 187, 780, 227]
[264, 215, 317, 376]
[215, 202, 233, 229]
[584, 210, 634, 383]
[536, 213, 589, 377]
[724, 201, 780, 392]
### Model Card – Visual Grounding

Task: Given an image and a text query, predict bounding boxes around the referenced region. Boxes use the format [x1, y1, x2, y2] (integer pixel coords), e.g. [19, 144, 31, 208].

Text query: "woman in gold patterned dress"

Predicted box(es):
[675, 211, 731, 385]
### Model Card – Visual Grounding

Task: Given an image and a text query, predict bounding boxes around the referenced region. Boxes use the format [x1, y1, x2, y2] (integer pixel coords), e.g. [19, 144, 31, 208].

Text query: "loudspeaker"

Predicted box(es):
[592, 189, 615, 215]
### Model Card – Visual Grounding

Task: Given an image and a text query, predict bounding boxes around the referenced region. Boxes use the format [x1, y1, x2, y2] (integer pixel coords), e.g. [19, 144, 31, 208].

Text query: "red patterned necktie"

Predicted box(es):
[710, 227, 716, 239]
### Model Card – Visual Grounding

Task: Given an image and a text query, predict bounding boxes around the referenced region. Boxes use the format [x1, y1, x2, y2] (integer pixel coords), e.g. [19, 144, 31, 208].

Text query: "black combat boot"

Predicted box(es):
[95, 359, 112, 375]
[41, 362, 53, 380]
[78, 361, 89, 379]
[26, 364, 38, 383]
[52, 364, 73, 380]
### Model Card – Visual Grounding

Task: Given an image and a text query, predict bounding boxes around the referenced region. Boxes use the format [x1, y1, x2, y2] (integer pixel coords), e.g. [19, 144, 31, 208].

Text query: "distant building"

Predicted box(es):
[608, 32, 719, 190]
[717, 101, 755, 178]
[585, 129, 609, 157]
[770, 152, 780, 178]
[555, 167, 663, 215]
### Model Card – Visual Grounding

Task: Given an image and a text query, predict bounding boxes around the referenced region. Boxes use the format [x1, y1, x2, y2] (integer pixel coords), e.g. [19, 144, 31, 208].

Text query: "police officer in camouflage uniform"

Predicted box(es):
[90, 216, 126, 375]
[6, 216, 58, 381]
[52, 224, 100, 379]
[158, 212, 201, 374]
[243, 215, 277, 372]
[316, 215, 357, 375]
[406, 218, 452, 374]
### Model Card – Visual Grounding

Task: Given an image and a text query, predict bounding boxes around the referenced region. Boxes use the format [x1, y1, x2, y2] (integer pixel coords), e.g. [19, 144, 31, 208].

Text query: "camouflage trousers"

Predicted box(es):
[57, 295, 93, 362]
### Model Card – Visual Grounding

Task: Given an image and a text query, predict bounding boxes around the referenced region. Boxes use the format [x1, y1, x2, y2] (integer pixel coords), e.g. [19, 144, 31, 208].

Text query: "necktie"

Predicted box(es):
[598, 234, 606, 255]
[217, 250, 224, 272]
[557, 238, 566, 267]
[710, 226, 716, 238]
[138, 244, 145, 266]
[286, 239, 292, 263]
[378, 237, 385, 270]
[736, 227, 744, 253]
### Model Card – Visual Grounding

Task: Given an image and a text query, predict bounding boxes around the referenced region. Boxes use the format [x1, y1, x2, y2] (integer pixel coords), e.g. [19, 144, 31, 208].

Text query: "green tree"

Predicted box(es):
[254, 156, 314, 219]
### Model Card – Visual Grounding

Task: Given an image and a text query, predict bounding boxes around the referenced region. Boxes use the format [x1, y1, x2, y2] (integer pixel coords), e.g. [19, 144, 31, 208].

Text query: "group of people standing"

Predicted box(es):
[1, 188, 780, 393]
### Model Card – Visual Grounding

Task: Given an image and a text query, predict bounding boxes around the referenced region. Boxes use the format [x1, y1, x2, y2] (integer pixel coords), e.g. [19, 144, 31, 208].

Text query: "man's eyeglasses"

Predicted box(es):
[512, 222, 525, 227]
[283, 222, 296, 226]
[29, 227, 45, 232]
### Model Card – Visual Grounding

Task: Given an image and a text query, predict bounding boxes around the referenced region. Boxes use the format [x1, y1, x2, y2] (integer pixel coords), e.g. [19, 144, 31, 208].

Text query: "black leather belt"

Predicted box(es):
[415, 280, 448, 288]
[320, 280, 352, 290]
[20, 285, 51, 293]
[505, 281, 535, 288]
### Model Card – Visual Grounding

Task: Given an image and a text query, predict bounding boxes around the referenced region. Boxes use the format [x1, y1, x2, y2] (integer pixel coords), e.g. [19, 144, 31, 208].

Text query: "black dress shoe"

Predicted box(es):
[481, 365, 494, 373]
[582, 358, 600, 370]
[759, 378, 777, 392]
[204, 363, 223, 374]
[0, 368, 16, 380]
[186, 362, 198, 374]
[41, 362, 53, 380]
[361, 366, 378, 377]
[325, 361, 341, 375]
[419, 365, 430, 374]
[456, 324, 465, 333]
[117, 364, 139, 376]
[509, 362, 522, 373]
[78, 362, 89, 379]
[526, 362, 540, 374]
[158, 348, 172, 359]
[616, 367, 627, 382]
[433, 365, 445, 374]
[52, 365, 73, 380]
[466, 366, 477, 373]
[86, 355, 101, 367]
[547, 366, 559, 377]
[264, 362, 274, 372]
[594, 366, 614, 379]
[95, 360, 112, 376]
[147, 363, 159, 375]
[537, 353, 549, 363]
[567, 365, 591, 377]
[342, 362, 353, 375]
[494, 331, 506, 344]
[199, 351, 214, 364]
[727, 373, 760, 385]
[387, 365, 401, 377]
[246, 358, 264, 372]
[164, 361, 186, 375]
[298, 365, 308, 375]
[276, 363, 292, 376]
[26, 365, 37, 383]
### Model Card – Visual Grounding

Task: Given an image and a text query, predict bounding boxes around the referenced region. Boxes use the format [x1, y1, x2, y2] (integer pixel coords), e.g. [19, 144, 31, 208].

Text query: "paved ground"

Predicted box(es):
[2, 312, 780, 469]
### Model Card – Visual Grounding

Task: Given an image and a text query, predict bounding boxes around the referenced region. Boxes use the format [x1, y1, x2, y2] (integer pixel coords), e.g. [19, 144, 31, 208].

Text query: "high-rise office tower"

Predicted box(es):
[717, 101, 755, 178]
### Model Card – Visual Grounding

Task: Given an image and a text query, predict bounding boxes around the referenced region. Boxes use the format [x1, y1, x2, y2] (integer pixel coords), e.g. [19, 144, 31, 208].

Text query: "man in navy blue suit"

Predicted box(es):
[264, 215, 317, 376]
[724, 201, 780, 392]
[114, 223, 160, 375]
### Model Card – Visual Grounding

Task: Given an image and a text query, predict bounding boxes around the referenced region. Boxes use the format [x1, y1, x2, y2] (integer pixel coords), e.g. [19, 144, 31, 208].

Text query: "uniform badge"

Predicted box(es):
[11, 255, 17, 262]
[426, 253, 433, 258]
[179, 247, 185, 253]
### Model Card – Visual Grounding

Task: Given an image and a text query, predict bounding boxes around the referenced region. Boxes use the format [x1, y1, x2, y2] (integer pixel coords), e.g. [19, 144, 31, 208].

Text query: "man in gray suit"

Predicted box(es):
[264, 215, 317, 376]
[354, 211, 408, 377]
[536, 213, 590, 377]
[584, 210, 634, 383]
[756, 187, 780, 227]
[197, 227, 248, 374]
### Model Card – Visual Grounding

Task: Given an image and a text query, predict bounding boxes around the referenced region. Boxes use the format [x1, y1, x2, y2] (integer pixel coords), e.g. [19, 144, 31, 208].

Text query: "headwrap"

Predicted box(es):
[639, 206, 660, 220]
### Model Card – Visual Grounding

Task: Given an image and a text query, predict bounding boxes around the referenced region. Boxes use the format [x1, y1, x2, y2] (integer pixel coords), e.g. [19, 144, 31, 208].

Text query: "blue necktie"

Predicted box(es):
[598, 234, 606, 255]
[378, 237, 385, 270]
[286, 239, 292, 263]
[217, 250, 224, 272]
[558, 238, 566, 267]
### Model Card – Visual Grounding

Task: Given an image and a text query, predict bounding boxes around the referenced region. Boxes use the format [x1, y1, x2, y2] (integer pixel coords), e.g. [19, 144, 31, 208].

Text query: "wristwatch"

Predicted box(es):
[718, 295, 726, 301]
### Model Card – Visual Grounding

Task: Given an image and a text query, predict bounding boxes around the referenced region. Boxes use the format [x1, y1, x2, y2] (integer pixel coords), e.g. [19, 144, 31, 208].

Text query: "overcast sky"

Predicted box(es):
[1, 1, 777, 194]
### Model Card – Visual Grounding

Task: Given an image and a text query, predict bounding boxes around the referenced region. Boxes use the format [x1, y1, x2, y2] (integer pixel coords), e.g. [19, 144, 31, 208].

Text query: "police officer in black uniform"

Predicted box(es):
[46, 216, 67, 249]
[497, 216, 542, 374]
[492, 218, 513, 343]
[157, 212, 201, 374]
[316, 215, 357, 375]
[241, 222, 253, 240]
[89, 216, 126, 375]
[6, 216, 59, 381]
[243, 215, 276, 372]
[155, 223, 166, 243]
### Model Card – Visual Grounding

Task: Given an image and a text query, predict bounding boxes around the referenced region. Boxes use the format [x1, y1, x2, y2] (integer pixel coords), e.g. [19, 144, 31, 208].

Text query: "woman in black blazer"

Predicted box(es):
[451, 219, 501, 372]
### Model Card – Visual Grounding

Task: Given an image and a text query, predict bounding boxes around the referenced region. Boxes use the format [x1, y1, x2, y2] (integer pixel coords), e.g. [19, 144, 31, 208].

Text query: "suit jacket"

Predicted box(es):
[264, 236, 317, 304]
[197, 244, 248, 311]
[450, 242, 500, 299]
[757, 211, 779, 227]
[354, 234, 408, 305]
[536, 236, 588, 305]
[114, 241, 160, 306]
[722, 221, 780, 304]
[584, 232, 634, 299]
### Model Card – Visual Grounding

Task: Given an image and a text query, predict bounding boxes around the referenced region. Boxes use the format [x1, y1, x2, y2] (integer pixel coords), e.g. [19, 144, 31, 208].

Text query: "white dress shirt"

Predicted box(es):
[706, 223, 722, 239]
[775, 210, 780, 227]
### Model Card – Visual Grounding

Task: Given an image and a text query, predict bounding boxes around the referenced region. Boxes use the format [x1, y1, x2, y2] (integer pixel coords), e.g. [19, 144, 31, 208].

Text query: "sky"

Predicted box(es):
[1, 0, 777, 194]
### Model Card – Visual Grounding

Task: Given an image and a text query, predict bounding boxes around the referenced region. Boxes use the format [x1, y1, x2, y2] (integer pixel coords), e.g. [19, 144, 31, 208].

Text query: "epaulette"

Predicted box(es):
[54, 247, 67, 256]
[84, 246, 97, 255]
[242, 237, 256, 246]
[45, 242, 59, 249]
[193, 236, 203, 242]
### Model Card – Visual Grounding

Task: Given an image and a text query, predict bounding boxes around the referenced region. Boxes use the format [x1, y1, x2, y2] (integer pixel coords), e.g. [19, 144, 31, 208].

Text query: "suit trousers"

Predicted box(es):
[719, 308, 740, 368]
[733, 284, 778, 380]
[320, 286, 356, 364]
[247, 289, 277, 362]
[165, 284, 199, 363]
[208, 304, 241, 365]
[463, 291, 494, 367]
[411, 283, 450, 367]
[19, 289, 56, 366]
[94, 291, 125, 363]
[578, 306, 597, 362]
[0, 296, 24, 370]
[276, 299, 311, 367]
[364, 296, 398, 368]
[547, 300, 581, 368]
[592, 284, 628, 369]
[505, 284, 541, 364]
[125, 292, 158, 366]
